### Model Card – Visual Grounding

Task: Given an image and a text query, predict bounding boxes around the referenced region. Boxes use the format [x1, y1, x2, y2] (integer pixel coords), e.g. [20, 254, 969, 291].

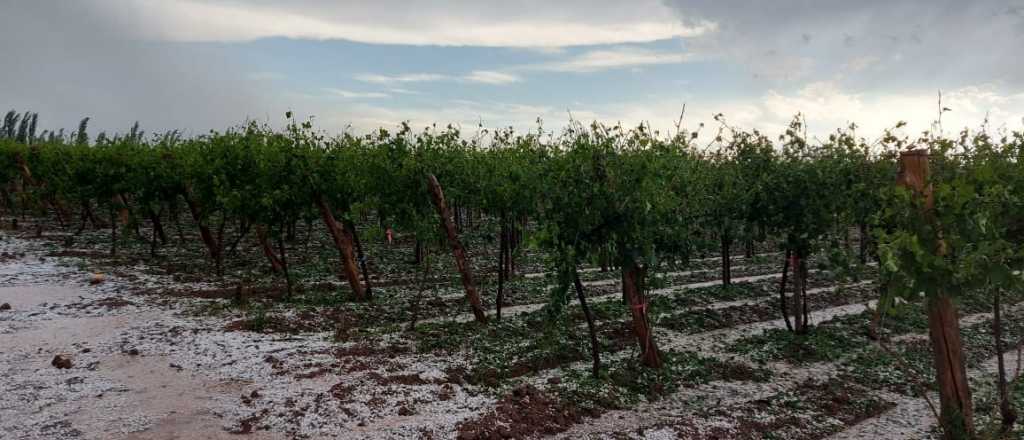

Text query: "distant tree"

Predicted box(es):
[75, 117, 90, 146]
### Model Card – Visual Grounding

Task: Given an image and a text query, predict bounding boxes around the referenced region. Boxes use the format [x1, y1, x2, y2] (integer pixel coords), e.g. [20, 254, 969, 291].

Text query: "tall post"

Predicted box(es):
[427, 174, 487, 323]
[255, 224, 284, 273]
[622, 259, 661, 368]
[315, 196, 367, 301]
[898, 149, 973, 438]
[183, 188, 223, 276]
[496, 214, 507, 320]
[344, 219, 374, 298]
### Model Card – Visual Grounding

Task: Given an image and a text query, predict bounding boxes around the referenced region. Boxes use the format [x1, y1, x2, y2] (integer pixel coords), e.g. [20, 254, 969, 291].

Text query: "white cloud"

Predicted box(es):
[351, 47, 694, 90]
[354, 73, 450, 84]
[323, 88, 389, 99]
[464, 70, 521, 85]
[100, 0, 715, 47]
[387, 88, 420, 95]
[356, 71, 521, 86]
[540, 82, 1024, 142]
[191, 80, 1024, 143]
[532, 47, 697, 73]
[761, 81, 866, 125]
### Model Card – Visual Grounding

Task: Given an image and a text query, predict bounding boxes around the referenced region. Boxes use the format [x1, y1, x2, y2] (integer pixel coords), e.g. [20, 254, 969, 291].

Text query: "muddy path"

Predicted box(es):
[0, 235, 490, 439]
[0, 282, 279, 439]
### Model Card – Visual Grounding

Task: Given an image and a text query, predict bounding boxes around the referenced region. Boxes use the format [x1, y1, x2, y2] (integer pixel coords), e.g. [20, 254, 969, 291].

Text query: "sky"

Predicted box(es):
[2, 0, 1024, 141]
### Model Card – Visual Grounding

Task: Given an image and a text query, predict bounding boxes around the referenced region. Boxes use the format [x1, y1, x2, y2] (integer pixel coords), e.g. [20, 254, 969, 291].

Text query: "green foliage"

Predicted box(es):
[556, 350, 771, 411]
[876, 130, 1024, 303]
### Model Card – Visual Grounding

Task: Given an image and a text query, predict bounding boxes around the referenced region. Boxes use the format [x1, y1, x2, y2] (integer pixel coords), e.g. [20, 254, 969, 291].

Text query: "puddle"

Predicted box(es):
[0, 284, 83, 310]
[87, 354, 281, 440]
[0, 282, 281, 439]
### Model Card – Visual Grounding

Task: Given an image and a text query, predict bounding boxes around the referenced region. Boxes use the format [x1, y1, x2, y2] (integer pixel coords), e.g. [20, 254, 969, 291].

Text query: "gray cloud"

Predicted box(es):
[2, 1, 1022, 138]
[0, 1, 267, 136]
[663, 0, 1024, 88]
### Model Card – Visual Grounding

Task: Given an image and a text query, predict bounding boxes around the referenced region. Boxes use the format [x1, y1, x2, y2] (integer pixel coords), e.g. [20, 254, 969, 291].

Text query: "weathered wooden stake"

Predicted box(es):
[315, 196, 367, 301]
[622, 260, 661, 368]
[256, 224, 284, 273]
[427, 174, 487, 323]
[898, 149, 973, 438]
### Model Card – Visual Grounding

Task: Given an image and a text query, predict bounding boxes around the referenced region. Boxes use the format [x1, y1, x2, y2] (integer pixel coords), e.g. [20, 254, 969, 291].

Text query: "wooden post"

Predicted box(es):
[255, 224, 284, 273]
[622, 259, 661, 368]
[14, 152, 68, 228]
[993, 289, 1017, 430]
[426, 174, 487, 323]
[315, 196, 367, 301]
[496, 214, 507, 320]
[147, 206, 168, 245]
[14, 153, 36, 186]
[114, 194, 129, 226]
[345, 219, 374, 298]
[898, 149, 973, 438]
[778, 248, 793, 332]
[790, 252, 805, 332]
[183, 188, 222, 276]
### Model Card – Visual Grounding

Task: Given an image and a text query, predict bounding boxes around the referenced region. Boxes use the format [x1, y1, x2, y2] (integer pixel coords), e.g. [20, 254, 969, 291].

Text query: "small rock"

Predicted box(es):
[89, 273, 105, 285]
[169, 363, 183, 371]
[250, 390, 260, 399]
[397, 406, 414, 416]
[0, 303, 10, 311]
[80, 347, 92, 353]
[231, 420, 254, 435]
[438, 384, 455, 401]
[125, 348, 139, 356]
[52, 354, 73, 369]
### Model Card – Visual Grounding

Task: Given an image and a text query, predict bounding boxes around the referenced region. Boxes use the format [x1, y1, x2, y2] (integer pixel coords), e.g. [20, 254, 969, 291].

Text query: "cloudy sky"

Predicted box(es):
[2, 0, 1023, 139]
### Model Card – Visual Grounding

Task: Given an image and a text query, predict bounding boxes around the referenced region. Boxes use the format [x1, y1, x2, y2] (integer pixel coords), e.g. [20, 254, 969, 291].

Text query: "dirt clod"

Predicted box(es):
[438, 384, 455, 401]
[0, 302, 10, 311]
[456, 384, 582, 439]
[51, 354, 73, 369]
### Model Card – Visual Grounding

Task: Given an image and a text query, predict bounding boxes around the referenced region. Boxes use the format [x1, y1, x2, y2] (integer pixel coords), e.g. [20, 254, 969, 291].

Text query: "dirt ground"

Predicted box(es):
[0, 233, 496, 439]
[2, 227, 1021, 439]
